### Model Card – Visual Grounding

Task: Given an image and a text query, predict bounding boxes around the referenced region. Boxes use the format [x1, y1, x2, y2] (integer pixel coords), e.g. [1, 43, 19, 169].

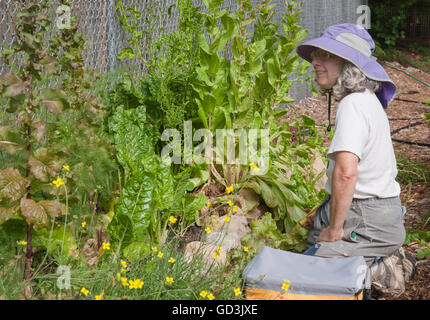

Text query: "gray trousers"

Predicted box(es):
[306, 196, 406, 266]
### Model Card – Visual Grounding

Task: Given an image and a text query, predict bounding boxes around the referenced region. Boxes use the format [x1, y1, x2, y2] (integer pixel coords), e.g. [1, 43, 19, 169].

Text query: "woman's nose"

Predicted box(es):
[312, 58, 321, 67]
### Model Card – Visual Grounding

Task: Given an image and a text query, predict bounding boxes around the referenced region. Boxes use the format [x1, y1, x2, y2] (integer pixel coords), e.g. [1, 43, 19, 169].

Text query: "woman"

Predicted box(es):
[296, 24, 415, 280]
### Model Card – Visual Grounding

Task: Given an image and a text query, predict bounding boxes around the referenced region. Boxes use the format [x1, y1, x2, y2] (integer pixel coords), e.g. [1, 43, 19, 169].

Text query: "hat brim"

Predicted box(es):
[297, 37, 397, 108]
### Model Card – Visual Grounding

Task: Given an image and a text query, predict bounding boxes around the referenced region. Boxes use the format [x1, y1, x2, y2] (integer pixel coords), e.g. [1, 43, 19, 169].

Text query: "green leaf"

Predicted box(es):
[257, 178, 278, 208]
[115, 172, 155, 242]
[294, 29, 308, 43]
[251, 212, 283, 241]
[417, 249, 430, 260]
[33, 226, 77, 256]
[266, 56, 280, 87]
[183, 192, 207, 224]
[117, 47, 135, 60]
[107, 213, 134, 248]
[287, 204, 307, 224]
[109, 106, 155, 174]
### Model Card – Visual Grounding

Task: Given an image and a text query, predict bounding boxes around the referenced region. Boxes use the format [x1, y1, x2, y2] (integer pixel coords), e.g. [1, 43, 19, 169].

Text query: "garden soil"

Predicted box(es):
[286, 60, 430, 300]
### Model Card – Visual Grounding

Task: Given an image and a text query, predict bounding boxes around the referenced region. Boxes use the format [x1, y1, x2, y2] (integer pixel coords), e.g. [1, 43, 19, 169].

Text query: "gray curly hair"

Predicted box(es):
[322, 61, 381, 100]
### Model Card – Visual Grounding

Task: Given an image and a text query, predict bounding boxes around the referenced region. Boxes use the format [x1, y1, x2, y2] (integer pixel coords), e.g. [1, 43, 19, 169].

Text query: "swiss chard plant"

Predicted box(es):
[109, 0, 327, 254]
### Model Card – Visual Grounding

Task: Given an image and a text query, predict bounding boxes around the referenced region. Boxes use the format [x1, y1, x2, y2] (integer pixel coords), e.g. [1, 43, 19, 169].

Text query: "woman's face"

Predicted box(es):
[311, 49, 344, 89]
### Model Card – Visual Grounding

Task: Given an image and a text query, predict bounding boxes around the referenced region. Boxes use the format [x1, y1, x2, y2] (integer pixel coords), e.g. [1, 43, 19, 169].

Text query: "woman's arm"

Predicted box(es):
[317, 151, 359, 242]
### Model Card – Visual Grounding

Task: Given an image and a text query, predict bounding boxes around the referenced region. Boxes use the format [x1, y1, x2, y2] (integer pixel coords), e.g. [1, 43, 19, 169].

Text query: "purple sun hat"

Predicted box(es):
[297, 23, 397, 108]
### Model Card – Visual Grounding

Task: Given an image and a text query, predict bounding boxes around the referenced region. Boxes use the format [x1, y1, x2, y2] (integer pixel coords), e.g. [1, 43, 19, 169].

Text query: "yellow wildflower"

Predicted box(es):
[200, 290, 207, 298]
[168, 257, 176, 263]
[213, 246, 222, 259]
[207, 202, 212, 207]
[121, 277, 129, 287]
[95, 293, 103, 300]
[223, 215, 231, 222]
[169, 216, 177, 224]
[243, 246, 249, 252]
[225, 185, 234, 194]
[102, 242, 110, 250]
[19, 240, 27, 245]
[234, 288, 242, 296]
[120, 268, 127, 273]
[249, 163, 259, 173]
[208, 293, 215, 300]
[157, 251, 164, 258]
[166, 277, 174, 284]
[81, 221, 86, 228]
[129, 279, 144, 289]
[205, 227, 212, 234]
[233, 205, 238, 213]
[227, 200, 233, 207]
[52, 177, 64, 188]
[63, 165, 70, 171]
[152, 246, 158, 252]
[281, 280, 291, 292]
[80, 287, 90, 296]
[121, 260, 127, 268]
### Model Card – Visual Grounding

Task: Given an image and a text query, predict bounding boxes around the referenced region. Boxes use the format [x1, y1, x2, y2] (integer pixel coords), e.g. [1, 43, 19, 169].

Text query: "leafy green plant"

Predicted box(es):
[405, 228, 430, 260]
[110, 0, 325, 253]
[0, 1, 118, 280]
[368, 0, 423, 48]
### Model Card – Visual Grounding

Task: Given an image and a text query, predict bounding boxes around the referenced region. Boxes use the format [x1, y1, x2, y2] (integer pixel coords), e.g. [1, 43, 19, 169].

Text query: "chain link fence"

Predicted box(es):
[0, 0, 368, 103]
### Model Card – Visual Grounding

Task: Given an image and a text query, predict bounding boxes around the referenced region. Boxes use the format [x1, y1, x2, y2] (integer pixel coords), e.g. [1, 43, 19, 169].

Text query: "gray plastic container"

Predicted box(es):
[242, 246, 368, 297]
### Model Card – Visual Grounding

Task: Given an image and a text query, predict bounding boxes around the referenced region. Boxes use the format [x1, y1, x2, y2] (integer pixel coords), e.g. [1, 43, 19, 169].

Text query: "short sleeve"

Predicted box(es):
[327, 95, 369, 161]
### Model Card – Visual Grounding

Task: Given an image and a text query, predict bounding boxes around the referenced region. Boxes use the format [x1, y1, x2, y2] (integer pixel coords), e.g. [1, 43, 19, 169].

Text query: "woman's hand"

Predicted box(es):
[317, 226, 344, 242]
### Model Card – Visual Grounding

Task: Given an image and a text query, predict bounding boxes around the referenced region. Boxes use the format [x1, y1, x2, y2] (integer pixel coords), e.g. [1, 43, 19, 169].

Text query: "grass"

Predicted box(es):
[396, 152, 430, 185]
[0, 229, 252, 300]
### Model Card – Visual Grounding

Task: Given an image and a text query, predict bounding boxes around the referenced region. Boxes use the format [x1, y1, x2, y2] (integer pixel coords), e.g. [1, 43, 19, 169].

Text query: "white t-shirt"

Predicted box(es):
[325, 89, 401, 199]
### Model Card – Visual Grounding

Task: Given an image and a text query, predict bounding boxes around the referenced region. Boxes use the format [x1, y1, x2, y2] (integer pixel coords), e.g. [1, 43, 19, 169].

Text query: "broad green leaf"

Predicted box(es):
[115, 172, 155, 242]
[294, 29, 308, 43]
[266, 56, 280, 87]
[198, 32, 210, 54]
[287, 204, 307, 224]
[251, 212, 283, 241]
[183, 192, 207, 224]
[33, 226, 77, 256]
[107, 213, 134, 248]
[109, 106, 155, 174]
[257, 178, 278, 208]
